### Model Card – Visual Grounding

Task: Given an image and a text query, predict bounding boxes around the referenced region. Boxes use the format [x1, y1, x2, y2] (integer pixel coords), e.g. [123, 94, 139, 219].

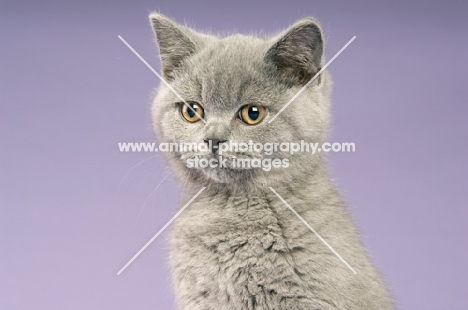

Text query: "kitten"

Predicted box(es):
[149, 13, 393, 310]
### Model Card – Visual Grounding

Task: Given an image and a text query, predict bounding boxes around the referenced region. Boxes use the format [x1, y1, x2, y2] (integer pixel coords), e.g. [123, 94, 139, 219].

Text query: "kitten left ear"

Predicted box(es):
[265, 18, 324, 86]
[149, 13, 199, 80]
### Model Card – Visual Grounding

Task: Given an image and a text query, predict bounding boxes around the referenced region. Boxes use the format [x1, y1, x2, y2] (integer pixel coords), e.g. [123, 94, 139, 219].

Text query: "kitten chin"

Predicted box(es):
[200, 168, 247, 184]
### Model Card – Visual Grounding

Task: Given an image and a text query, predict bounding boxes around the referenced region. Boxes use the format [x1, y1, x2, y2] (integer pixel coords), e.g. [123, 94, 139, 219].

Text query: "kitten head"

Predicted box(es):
[150, 13, 331, 189]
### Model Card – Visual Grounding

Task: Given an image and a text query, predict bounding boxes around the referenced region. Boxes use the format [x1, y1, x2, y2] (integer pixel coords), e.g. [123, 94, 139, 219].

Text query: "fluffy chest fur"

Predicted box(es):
[169, 189, 391, 310]
[170, 194, 322, 309]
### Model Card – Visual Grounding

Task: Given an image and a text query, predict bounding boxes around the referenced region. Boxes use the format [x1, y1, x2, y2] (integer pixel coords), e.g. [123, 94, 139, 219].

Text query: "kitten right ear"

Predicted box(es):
[265, 18, 324, 86]
[149, 13, 198, 80]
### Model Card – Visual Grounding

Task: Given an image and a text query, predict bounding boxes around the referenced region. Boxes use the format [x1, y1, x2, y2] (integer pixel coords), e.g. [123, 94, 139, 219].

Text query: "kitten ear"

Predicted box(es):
[265, 18, 324, 86]
[149, 13, 199, 80]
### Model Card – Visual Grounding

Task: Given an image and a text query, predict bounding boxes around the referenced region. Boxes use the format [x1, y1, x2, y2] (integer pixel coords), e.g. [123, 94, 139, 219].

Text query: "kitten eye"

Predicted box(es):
[181, 102, 204, 123]
[238, 104, 266, 125]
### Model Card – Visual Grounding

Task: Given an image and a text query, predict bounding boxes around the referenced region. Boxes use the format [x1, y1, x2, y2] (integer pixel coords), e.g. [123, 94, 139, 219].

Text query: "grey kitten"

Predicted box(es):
[149, 13, 393, 310]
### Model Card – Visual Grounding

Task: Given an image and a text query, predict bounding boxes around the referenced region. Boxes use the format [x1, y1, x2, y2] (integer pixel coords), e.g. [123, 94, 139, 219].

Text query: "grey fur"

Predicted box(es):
[149, 13, 393, 310]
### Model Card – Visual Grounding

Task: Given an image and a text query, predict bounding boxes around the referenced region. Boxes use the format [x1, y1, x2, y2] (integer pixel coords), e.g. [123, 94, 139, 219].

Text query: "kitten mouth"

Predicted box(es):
[179, 152, 267, 183]
[180, 152, 263, 170]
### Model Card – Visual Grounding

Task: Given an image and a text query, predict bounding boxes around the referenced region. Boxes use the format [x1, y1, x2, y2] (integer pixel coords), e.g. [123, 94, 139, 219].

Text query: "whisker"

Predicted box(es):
[180, 174, 190, 204]
[122, 164, 163, 194]
[138, 166, 160, 186]
[117, 155, 160, 194]
[135, 171, 172, 227]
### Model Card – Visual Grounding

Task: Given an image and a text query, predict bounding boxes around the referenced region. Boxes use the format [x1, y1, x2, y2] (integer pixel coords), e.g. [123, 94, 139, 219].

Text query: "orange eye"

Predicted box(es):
[238, 104, 266, 125]
[181, 102, 204, 123]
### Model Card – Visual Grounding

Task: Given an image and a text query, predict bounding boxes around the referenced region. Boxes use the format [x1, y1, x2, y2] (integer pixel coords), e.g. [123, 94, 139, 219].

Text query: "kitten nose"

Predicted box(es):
[204, 139, 226, 153]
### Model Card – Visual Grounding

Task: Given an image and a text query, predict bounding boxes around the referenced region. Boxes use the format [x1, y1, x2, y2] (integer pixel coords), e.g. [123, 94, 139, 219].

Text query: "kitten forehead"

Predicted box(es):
[180, 36, 279, 110]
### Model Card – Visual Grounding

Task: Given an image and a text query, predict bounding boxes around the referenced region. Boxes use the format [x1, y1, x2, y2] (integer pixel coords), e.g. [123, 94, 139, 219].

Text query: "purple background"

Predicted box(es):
[1, 0, 467, 309]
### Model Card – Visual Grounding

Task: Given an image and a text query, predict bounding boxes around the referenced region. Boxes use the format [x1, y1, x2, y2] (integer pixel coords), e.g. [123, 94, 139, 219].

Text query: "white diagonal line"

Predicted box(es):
[118, 35, 206, 123]
[117, 187, 206, 275]
[269, 187, 357, 274]
[268, 36, 356, 123]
